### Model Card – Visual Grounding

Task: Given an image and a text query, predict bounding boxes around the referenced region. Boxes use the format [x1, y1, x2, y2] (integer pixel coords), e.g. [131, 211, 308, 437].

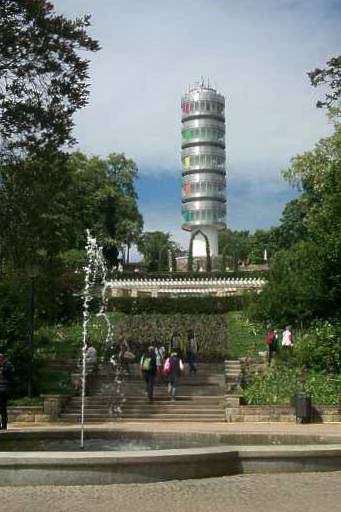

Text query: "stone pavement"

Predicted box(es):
[2, 472, 341, 512]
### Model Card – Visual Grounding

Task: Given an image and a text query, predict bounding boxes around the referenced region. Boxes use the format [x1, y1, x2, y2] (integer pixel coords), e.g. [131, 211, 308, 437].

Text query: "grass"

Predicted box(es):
[225, 310, 267, 359]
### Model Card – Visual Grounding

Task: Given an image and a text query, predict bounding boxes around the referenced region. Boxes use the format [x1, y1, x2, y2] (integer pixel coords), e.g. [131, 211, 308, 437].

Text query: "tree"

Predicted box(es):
[0, 0, 100, 159]
[276, 197, 310, 250]
[219, 229, 251, 269]
[64, 152, 143, 267]
[255, 126, 341, 324]
[0, 154, 75, 267]
[308, 55, 341, 116]
[137, 232, 180, 273]
[253, 242, 328, 325]
[283, 126, 341, 306]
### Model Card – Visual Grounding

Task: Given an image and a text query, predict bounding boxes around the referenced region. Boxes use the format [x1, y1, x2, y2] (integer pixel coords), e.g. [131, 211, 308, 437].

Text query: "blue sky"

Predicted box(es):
[55, 0, 340, 254]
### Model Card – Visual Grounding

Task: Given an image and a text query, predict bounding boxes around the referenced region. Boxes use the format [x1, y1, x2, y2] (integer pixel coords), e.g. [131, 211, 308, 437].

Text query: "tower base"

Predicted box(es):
[176, 255, 223, 272]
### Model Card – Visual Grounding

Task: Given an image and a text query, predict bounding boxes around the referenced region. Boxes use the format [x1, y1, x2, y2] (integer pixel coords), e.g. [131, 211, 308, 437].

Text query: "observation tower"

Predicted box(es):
[181, 80, 226, 259]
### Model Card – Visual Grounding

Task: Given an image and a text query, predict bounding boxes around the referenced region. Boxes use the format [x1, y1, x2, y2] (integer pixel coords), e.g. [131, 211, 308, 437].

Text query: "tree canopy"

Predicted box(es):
[308, 55, 341, 117]
[137, 232, 181, 272]
[0, 0, 100, 159]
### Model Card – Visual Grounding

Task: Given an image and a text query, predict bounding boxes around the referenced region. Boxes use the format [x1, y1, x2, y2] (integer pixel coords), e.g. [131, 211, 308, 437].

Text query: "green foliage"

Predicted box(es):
[243, 365, 341, 406]
[308, 55, 341, 117]
[253, 241, 328, 325]
[294, 320, 341, 373]
[226, 311, 267, 359]
[108, 296, 250, 315]
[9, 397, 43, 406]
[112, 313, 228, 361]
[66, 151, 143, 267]
[0, 0, 99, 158]
[219, 229, 251, 269]
[137, 231, 180, 272]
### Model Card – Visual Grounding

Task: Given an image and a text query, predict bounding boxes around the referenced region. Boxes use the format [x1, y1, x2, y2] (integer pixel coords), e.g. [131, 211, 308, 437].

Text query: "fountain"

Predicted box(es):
[0, 232, 341, 485]
[80, 230, 124, 446]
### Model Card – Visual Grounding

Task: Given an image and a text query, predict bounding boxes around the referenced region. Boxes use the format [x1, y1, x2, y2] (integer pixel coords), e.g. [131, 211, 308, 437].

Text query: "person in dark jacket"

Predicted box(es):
[185, 329, 198, 374]
[140, 346, 157, 400]
[0, 353, 14, 430]
[168, 351, 184, 400]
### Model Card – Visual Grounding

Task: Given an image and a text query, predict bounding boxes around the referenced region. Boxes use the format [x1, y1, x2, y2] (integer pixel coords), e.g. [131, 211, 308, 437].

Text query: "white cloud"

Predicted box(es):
[54, 0, 338, 255]
[57, 0, 338, 181]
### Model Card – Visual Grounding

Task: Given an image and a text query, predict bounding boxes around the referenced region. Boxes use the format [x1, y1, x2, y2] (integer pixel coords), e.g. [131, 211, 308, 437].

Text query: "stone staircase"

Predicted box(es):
[60, 363, 227, 423]
[224, 360, 242, 394]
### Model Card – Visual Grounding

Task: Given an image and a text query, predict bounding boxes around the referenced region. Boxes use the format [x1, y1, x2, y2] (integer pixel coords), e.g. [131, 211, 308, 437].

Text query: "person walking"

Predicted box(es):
[185, 329, 198, 374]
[169, 331, 181, 353]
[267, 329, 279, 365]
[140, 346, 157, 400]
[0, 353, 14, 430]
[282, 326, 294, 350]
[118, 338, 134, 375]
[155, 341, 166, 379]
[168, 351, 184, 401]
[85, 338, 97, 395]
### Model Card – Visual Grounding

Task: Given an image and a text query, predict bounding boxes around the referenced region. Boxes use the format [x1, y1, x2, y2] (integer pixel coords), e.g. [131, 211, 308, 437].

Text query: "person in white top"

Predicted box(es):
[85, 341, 97, 363]
[85, 339, 97, 395]
[282, 327, 293, 349]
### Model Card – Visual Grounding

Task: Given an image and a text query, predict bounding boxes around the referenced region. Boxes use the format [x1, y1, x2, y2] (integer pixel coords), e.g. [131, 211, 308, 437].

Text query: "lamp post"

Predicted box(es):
[27, 264, 39, 398]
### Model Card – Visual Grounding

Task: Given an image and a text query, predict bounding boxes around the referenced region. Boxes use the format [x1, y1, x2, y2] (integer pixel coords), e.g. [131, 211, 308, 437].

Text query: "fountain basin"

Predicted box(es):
[0, 429, 341, 486]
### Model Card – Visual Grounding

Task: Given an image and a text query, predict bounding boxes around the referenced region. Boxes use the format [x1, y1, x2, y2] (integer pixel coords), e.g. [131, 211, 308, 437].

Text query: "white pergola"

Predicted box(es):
[109, 277, 266, 297]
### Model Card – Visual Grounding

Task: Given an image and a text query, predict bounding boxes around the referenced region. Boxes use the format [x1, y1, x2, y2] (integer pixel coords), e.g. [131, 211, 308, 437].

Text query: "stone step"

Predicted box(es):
[59, 416, 225, 423]
[61, 412, 225, 420]
[65, 408, 224, 416]
[124, 401, 223, 408]
[121, 414, 224, 421]
[92, 390, 225, 397]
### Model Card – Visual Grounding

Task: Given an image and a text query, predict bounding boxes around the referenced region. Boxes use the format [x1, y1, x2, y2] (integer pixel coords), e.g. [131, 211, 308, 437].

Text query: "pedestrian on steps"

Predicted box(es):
[168, 351, 184, 401]
[185, 329, 198, 375]
[267, 329, 279, 365]
[140, 346, 157, 400]
[85, 338, 97, 396]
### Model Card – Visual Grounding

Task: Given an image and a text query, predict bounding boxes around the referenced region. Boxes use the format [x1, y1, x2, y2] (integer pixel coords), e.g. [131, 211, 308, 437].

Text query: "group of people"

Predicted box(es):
[139, 329, 199, 401]
[84, 330, 199, 401]
[267, 326, 294, 364]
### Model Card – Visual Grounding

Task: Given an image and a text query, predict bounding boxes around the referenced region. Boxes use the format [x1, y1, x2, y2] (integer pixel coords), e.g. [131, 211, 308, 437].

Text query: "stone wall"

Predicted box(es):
[8, 406, 47, 424]
[225, 401, 340, 423]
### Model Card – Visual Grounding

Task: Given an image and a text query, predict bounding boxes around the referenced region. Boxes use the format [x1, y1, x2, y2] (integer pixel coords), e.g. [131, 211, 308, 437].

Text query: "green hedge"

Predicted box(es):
[111, 313, 228, 361]
[109, 270, 268, 280]
[107, 295, 252, 315]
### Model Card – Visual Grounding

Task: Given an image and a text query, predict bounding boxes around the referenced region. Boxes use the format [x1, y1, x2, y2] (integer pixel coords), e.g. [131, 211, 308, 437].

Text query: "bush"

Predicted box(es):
[243, 364, 341, 406]
[107, 295, 252, 315]
[109, 270, 268, 280]
[111, 313, 228, 361]
[294, 320, 341, 373]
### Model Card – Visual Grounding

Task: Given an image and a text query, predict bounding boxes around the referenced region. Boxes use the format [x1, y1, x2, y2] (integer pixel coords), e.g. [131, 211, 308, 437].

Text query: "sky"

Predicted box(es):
[56, 0, 340, 256]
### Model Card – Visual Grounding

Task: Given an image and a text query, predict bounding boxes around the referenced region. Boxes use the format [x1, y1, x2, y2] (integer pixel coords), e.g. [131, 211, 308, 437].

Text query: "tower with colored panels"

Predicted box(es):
[181, 81, 226, 257]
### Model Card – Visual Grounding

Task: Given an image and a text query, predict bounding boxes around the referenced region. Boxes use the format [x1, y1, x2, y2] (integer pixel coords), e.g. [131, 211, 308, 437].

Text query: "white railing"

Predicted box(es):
[109, 277, 266, 290]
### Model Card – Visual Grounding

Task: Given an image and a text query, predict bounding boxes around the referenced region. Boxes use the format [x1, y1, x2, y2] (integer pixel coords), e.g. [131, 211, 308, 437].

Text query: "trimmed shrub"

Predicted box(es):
[107, 295, 252, 315]
[111, 313, 228, 361]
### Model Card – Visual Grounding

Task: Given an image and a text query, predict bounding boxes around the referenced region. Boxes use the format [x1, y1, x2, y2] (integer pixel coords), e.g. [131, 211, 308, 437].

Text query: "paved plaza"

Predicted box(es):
[3, 422, 341, 512]
[2, 472, 341, 512]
